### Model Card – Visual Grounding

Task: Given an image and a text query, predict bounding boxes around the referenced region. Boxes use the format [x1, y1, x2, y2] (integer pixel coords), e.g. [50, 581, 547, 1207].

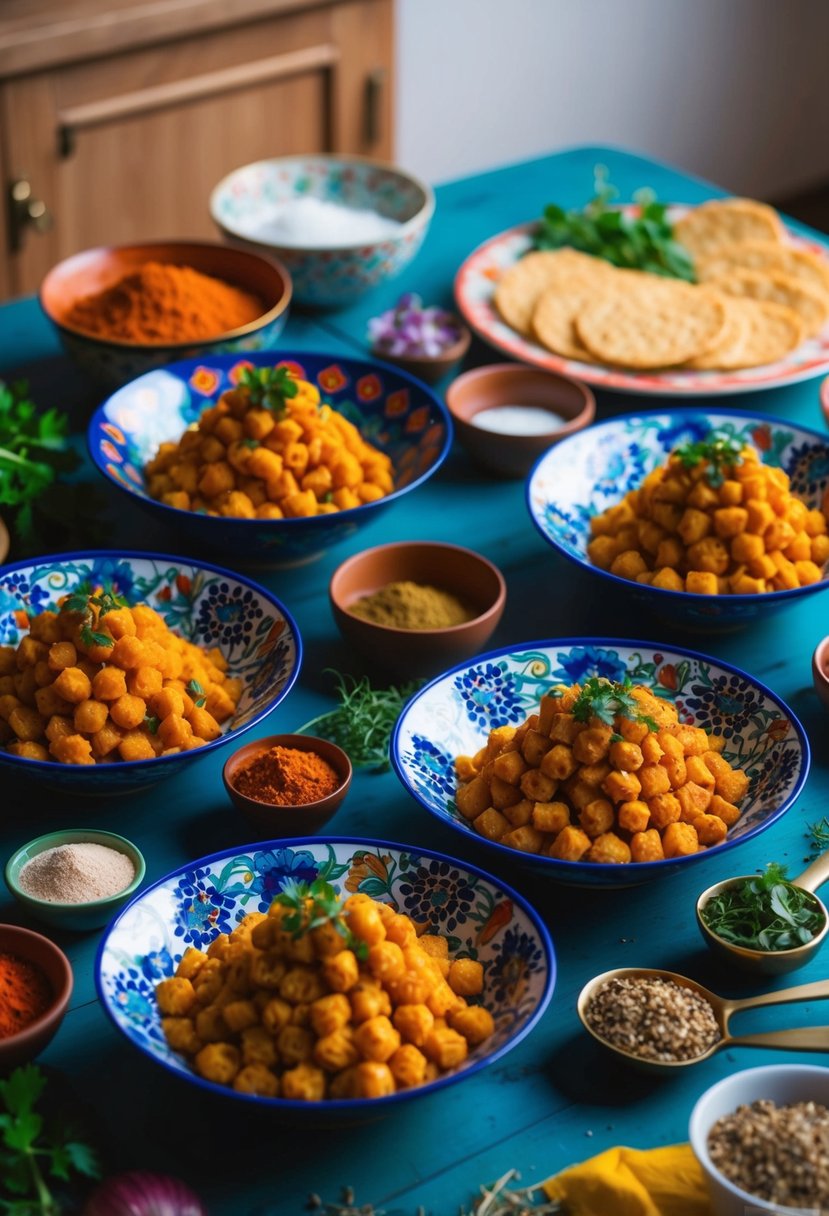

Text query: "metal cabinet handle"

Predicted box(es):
[7, 177, 53, 253]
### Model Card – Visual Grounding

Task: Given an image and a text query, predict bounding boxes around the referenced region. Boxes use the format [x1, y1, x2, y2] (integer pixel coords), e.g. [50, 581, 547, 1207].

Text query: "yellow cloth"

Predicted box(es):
[542, 1144, 712, 1216]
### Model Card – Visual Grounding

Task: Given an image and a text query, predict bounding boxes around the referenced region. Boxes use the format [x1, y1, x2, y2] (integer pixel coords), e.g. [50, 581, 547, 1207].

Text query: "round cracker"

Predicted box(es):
[531, 282, 610, 361]
[493, 248, 616, 334]
[688, 297, 802, 370]
[709, 267, 829, 338]
[696, 241, 829, 296]
[575, 279, 727, 369]
[674, 198, 785, 260]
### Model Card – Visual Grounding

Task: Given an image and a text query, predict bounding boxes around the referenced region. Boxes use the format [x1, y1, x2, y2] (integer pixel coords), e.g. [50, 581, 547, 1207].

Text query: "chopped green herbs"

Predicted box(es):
[62, 584, 128, 650]
[534, 165, 695, 281]
[186, 679, 207, 709]
[296, 671, 422, 772]
[144, 714, 160, 735]
[239, 365, 299, 416]
[701, 862, 825, 951]
[565, 677, 658, 733]
[274, 878, 368, 961]
[674, 432, 745, 488]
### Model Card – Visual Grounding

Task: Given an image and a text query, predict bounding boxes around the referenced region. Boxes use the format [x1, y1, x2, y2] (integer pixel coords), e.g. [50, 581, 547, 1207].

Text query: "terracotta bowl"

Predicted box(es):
[329, 541, 507, 679]
[0, 925, 73, 1072]
[222, 734, 352, 839]
[811, 635, 829, 711]
[445, 362, 596, 479]
[371, 319, 472, 386]
[40, 240, 292, 391]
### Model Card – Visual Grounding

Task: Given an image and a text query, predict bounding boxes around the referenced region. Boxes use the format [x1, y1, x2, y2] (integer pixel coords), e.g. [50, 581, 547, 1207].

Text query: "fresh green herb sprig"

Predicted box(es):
[701, 862, 825, 952]
[0, 380, 80, 549]
[0, 1064, 100, 1215]
[239, 365, 299, 417]
[565, 676, 659, 733]
[673, 432, 745, 489]
[534, 165, 695, 281]
[805, 816, 829, 860]
[62, 584, 128, 650]
[296, 671, 422, 772]
[275, 878, 368, 961]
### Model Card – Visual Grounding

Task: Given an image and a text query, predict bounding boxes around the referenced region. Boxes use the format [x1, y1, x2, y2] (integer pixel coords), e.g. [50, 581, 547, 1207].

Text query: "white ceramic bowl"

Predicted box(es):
[689, 1064, 829, 1216]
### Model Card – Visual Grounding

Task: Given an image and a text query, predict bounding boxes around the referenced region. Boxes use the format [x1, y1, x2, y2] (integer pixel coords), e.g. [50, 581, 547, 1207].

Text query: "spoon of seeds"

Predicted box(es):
[578, 966, 829, 1077]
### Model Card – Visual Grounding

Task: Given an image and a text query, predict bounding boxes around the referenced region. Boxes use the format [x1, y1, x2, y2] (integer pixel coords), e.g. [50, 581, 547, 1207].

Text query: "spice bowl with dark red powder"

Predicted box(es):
[222, 733, 352, 838]
[0, 924, 73, 1072]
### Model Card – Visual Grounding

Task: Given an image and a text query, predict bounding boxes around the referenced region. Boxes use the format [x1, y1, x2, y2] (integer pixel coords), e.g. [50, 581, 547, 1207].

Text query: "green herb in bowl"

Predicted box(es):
[701, 863, 826, 952]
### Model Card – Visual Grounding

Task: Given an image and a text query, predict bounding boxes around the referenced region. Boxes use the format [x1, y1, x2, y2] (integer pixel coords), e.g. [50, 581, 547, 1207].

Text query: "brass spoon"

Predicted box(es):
[577, 966, 829, 1077]
[696, 851, 829, 976]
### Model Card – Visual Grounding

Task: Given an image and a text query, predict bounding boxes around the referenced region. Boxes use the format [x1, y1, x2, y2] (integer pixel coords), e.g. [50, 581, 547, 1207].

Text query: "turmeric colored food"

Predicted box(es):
[587, 434, 829, 594]
[155, 879, 494, 1100]
[0, 586, 241, 765]
[144, 364, 394, 520]
[454, 678, 749, 865]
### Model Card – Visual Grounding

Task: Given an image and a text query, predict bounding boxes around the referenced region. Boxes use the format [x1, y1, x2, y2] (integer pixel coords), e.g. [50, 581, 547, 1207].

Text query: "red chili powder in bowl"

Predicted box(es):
[234, 745, 341, 806]
[0, 952, 53, 1039]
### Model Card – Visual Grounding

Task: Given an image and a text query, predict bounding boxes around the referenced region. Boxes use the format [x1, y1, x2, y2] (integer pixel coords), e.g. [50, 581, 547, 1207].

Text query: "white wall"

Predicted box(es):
[395, 0, 829, 198]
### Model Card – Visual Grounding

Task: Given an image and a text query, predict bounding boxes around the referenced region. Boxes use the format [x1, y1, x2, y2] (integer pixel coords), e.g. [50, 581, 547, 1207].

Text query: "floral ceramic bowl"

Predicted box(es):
[87, 351, 452, 567]
[0, 551, 301, 794]
[392, 639, 809, 889]
[95, 837, 555, 1119]
[210, 155, 434, 308]
[527, 408, 829, 627]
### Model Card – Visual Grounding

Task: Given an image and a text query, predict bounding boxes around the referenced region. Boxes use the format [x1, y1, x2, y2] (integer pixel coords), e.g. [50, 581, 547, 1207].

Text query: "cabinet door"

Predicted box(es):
[2, 0, 393, 297]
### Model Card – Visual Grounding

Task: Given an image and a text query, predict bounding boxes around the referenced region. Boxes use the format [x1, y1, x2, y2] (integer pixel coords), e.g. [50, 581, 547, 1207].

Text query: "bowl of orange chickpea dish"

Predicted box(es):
[391, 639, 809, 888]
[0, 551, 301, 794]
[87, 351, 452, 567]
[526, 409, 829, 626]
[95, 838, 554, 1116]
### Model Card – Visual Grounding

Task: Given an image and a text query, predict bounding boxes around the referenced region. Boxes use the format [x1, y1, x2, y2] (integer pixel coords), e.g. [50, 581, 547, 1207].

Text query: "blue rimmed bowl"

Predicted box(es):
[527, 408, 829, 627]
[0, 551, 301, 794]
[95, 837, 555, 1120]
[87, 351, 452, 567]
[210, 155, 434, 308]
[392, 638, 809, 889]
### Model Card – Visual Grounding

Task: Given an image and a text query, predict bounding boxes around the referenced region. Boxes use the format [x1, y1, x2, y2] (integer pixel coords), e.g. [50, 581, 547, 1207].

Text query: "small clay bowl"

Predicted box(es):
[329, 540, 506, 679]
[446, 362, 596, 479]
[222, 733, 352, 839]
[0, 924, 73, 1072]
[812, 634, 829, 711]
[371, 319, 471, 386]
[5, 829, 146, 932]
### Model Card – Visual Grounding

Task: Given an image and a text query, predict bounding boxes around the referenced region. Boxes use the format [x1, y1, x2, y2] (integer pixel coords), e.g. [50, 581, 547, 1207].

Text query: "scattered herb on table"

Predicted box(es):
[805, 815, 829, 860]
[296, 671, 422, 772]
[0, 1063, 100, 1215]
[701, 862, 826, 951]
[563, 676, 659, 734]
[239, 365, 299, 416]
[305, 1172, 559, 1214]
[673, 432, 745, 488]
[533, 164, 695, 281]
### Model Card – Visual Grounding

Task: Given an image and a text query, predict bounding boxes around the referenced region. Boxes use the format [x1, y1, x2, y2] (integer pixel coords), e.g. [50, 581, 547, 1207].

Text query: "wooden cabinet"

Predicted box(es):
[0, 0, 394, 299]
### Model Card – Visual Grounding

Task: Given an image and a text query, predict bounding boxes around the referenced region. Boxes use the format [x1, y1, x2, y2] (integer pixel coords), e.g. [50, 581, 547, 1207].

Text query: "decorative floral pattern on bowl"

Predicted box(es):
[96, 838, 555, 1113]
[87, 351, 452, 567]
[526, 409, 829, 626]
[0, 551, 301, 793]
[455, 209, 829, 397]
[391, 640, 810, 889]
[210, 157, 434, 307]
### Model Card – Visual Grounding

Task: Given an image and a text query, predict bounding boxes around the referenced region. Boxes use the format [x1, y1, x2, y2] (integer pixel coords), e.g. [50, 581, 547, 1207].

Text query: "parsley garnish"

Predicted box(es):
[701, 862, 826, 951]
[62, 583, 127, 650]
[296, 670, 422, 772]
[0, 1063, 100, 1213]
[275, 878, 368, 961]
[186, 679, 206, 708]
[567, 676, 659, 732]
[239, 365, 299, 417]
[144, 713, 160, 735]
[673, 432, 744, 488]
[534, 164, 695, 281]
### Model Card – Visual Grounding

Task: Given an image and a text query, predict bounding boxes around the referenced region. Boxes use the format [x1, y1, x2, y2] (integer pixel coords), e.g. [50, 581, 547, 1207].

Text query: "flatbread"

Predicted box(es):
[493, 248, 615, 334]
[710, 267, 829, 338]
[696, 241, 829, 296]
[674, 198, 785, 260]
[687, 297, 803, 370]
[575, 279, 727, 369]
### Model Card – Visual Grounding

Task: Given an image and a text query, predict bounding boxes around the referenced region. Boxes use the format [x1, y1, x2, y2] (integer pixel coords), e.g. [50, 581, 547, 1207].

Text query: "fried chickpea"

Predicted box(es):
[233, 1064, 279, 1097]
[322, 949, 360, 993]
[393, 1004, 435, 1047]
[73, 699, 108, 734]
[345, 902, 386, 946]
[389, 1044, 428, 1089]
[314, 1027, 360, 1072]
[194, 1043, 240, 1085]
[48, 641, 77, 672]
[160, 1016, 201, 1055]
[367, 940, 406, 984]
[155, 977, 197, 1016]
[351, 1061, 395, 1099]
[52, 666, 92, 704]
[49, 733, 94, 764]
[276, 1025, 314, 1066]
[447, 959, 483, 997]
[309, 993, 351, 1038]
[350, 980, 392, 1023]
[449, 1005, 495, 1046]
[423, 1027, 468, 1070]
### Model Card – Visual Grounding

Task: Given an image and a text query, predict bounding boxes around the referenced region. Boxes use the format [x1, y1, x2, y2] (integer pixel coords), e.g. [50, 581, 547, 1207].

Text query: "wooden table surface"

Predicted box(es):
[2, 145, 829, 1215]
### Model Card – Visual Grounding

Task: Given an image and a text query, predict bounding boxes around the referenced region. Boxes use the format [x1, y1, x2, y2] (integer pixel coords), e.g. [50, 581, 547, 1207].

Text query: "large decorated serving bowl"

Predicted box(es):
[96, 837, 555, 1120]
[88, 351, 452, 566]
[392, 639, 809, 889]
[527, 409, 829, 627]
[0, 551, 301, 794]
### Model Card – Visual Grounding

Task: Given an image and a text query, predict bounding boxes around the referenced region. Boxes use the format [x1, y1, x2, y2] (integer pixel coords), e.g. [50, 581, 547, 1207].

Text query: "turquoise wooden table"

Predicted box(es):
[2, 145, 829, 1215]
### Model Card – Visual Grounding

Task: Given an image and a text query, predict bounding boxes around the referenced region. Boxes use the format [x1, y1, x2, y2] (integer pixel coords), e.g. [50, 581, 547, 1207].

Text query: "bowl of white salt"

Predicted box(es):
[209, 154, 434, 308]
[5, 829, 145, 932]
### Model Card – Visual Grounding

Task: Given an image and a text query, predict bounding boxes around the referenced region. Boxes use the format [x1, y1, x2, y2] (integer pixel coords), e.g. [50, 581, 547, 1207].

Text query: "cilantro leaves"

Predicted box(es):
[275, 878, 369, 961]
[568, 677, 659, 733]
[674, 432, 745, 488]
[239, 365, 299, 416]
[701, 863, 826, 951]
[62, 584, 128, 651]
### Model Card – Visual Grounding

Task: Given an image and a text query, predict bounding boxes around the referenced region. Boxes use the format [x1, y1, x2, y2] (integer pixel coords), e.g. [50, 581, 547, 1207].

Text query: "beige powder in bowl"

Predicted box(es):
[19, 842, 135, 904]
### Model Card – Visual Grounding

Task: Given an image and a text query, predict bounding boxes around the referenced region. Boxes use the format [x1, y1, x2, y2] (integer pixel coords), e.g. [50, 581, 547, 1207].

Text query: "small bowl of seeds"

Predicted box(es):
[5, 828, 146, 932]
[689, 1064, 829, 1215]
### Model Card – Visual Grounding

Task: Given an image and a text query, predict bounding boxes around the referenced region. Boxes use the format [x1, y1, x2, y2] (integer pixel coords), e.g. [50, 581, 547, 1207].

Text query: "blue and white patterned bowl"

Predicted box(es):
[0, 551, 301, 794]
[95, 837, 555, 1118]
[392, 639, 809, 889]
[527, 409, 829, 627]
[210, 155, 434, 308]
[88, 351, 452, 567]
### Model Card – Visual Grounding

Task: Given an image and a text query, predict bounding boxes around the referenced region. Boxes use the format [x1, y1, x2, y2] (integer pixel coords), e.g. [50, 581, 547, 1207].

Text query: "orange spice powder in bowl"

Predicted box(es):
[222, 733, 352, 839]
